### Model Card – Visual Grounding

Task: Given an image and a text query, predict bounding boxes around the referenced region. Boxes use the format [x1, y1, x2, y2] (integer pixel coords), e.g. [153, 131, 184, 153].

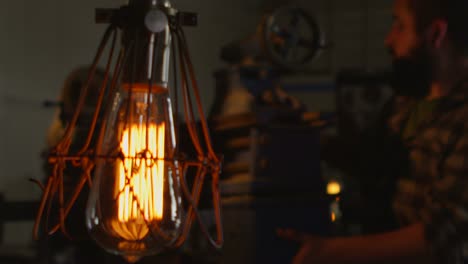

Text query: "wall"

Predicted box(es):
[0, 0, 393, 246]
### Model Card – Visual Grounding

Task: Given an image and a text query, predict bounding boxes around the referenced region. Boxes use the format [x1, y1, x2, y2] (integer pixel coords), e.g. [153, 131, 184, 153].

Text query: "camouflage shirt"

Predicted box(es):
[391, 81, 468, 263]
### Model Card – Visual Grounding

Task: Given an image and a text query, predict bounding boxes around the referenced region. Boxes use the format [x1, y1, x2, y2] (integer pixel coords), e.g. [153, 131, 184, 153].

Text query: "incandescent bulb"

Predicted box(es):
[86, 84, 183, 262]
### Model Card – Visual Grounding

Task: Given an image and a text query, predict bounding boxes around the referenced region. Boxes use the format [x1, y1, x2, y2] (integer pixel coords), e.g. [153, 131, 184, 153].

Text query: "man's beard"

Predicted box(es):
[389, 45, 436, 98]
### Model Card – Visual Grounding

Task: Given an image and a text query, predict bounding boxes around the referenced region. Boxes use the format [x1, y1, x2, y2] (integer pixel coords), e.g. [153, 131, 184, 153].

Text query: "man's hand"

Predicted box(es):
[277, 228, 329, 264]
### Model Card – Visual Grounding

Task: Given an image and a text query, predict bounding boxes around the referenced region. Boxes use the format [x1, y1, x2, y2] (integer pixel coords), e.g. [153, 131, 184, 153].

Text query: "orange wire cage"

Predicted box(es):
[32, 0, 223, 262]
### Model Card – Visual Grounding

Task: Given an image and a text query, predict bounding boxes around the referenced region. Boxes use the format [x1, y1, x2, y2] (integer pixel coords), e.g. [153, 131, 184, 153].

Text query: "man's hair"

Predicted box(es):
[409, 0, 468, 54]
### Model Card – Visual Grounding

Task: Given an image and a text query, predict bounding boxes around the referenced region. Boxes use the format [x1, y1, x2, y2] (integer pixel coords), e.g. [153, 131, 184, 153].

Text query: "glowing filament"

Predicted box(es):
[113, 123, 165, 240]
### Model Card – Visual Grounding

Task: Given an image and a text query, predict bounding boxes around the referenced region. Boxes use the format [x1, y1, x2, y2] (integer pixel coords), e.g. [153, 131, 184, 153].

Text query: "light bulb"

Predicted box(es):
[86, 83, 183, 263]
[326, 180, 341, 195]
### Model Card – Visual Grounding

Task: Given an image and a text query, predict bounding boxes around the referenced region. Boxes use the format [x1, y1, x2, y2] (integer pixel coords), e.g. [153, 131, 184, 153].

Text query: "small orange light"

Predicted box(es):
[327, 181, 341, 195]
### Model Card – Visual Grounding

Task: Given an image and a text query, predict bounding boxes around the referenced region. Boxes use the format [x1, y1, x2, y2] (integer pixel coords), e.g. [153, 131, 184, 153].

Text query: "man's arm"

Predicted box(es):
[279, 223, 433, 264]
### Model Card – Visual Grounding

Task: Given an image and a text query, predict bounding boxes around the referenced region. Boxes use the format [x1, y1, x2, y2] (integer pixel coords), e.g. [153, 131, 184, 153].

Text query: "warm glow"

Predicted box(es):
[326, 181, 341, 195]
[112, 123, 165, 241]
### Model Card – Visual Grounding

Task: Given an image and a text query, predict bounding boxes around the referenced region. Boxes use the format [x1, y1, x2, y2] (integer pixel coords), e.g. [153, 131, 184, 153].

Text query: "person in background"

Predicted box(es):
[43, 66, 112, 264]
[279, 0, 468, 263]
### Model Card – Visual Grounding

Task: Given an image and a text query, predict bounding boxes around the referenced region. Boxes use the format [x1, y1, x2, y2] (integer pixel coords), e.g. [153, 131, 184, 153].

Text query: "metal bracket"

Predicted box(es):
[95, 7, 197, 27]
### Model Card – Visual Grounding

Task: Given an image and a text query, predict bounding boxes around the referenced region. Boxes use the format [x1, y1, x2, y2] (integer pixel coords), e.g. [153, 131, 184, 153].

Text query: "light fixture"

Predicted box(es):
[32, 0, 223, 262]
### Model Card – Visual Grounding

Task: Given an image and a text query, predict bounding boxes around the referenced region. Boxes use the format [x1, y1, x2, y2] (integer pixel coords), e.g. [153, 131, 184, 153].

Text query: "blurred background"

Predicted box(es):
[0, 0, 394, 263]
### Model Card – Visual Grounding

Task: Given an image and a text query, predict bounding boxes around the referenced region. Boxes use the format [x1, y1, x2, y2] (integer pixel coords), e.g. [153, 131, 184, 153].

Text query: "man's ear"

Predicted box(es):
[429, 19, 448, 48]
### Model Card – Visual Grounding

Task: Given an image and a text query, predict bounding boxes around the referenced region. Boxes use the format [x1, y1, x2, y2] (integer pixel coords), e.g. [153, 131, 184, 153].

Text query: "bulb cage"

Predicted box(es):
[31, 0, 224, 251]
